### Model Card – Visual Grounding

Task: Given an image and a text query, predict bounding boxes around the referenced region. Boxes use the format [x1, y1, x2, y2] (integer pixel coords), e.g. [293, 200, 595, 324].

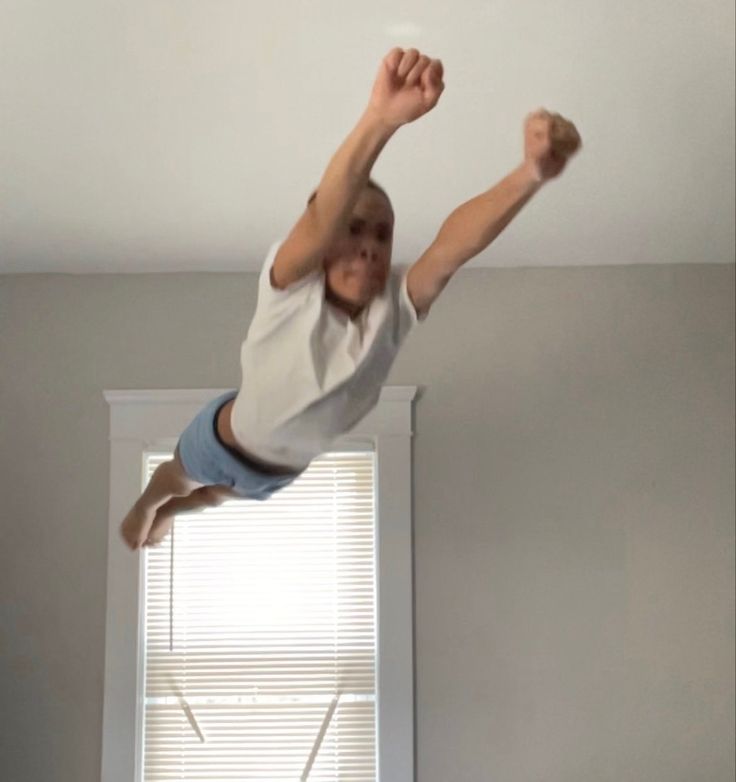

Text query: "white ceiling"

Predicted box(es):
[1, 0, 734, 273]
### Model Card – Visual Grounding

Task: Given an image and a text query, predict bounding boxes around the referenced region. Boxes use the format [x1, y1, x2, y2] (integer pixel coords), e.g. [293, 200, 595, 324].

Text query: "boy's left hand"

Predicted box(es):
[523, 109, 582, 181]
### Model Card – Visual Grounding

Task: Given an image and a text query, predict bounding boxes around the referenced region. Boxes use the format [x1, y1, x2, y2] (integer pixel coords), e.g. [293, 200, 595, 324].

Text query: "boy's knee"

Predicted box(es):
[202, 485, 237, 506]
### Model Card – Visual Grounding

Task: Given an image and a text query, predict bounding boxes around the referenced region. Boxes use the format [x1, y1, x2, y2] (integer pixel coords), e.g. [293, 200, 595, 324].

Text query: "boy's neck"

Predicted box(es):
[325, 282, 367, 320]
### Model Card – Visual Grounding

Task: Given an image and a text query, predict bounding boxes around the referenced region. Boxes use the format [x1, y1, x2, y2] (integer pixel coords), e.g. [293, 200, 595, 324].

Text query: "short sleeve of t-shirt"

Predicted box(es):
[246, 239, 324, 340]
[258, 239, 323, 299]
[397, 264, 429, 327]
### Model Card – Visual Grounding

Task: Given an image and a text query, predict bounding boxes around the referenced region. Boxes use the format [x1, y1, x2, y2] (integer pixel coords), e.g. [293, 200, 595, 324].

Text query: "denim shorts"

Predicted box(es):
[175, 390, 305, 501]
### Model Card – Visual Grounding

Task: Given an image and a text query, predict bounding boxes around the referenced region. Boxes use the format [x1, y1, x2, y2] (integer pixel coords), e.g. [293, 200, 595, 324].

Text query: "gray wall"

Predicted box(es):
[1, 262, 733, 781]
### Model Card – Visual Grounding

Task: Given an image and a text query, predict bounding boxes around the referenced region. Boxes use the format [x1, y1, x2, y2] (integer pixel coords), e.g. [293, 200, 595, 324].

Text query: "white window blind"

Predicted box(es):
[142, 450, 377, 782]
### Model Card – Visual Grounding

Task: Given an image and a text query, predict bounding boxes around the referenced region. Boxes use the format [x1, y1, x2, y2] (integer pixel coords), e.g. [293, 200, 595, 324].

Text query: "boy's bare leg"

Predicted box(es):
[142, 484, 241, 548]
[120, 446, 206, 551]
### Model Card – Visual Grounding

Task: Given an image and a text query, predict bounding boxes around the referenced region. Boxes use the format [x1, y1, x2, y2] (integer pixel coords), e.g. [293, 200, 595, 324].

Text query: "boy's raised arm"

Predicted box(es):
[272, 48, 444, 290]
[406, 109, 582, 316]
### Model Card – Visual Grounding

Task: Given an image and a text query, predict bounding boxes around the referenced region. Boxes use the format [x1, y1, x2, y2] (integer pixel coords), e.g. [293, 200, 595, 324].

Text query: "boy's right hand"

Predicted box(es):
[367, 48, 444, 129]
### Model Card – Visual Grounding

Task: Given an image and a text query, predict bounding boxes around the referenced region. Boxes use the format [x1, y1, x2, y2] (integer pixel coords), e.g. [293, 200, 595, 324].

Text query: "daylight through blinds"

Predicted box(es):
[142, 450, 377, 781]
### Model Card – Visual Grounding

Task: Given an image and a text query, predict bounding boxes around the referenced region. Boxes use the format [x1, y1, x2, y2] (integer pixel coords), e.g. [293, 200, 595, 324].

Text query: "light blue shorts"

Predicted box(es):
[175, 390, 305, 501]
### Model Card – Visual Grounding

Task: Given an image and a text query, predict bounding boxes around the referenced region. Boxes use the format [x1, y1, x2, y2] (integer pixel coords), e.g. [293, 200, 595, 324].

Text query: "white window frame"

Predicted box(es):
[101, 386, 417, 782]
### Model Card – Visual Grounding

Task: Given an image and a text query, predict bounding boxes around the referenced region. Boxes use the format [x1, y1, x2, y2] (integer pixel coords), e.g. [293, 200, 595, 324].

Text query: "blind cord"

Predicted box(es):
[169, 520, 175, 653]
[300, 692, 341, 781]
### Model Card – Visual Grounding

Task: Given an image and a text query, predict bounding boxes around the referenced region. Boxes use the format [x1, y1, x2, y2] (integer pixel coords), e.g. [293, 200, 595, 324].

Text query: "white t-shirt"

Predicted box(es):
[230, 239, 428, 471]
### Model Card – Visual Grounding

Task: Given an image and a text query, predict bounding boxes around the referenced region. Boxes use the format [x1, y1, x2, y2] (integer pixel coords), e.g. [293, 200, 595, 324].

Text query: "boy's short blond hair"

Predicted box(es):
[307, 179, 393, 217]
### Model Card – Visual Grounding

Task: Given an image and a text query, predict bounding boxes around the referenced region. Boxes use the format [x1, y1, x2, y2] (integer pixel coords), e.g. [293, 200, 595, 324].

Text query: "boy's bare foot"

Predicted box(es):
[120, 500, 159, 551]
[139, 485, 232, 548]
[121, 485, 236, 551]
[142, 510, 175, 548]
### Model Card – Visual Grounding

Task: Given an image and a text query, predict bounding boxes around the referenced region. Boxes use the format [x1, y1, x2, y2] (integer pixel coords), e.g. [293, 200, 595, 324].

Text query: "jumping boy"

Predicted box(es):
[120, 47, 582, 551]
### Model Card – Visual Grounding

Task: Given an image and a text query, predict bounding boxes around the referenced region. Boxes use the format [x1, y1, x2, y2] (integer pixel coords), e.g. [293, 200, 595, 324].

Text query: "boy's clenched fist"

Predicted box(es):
[367, 47, 445, 129]
[524, 109, 582, 181]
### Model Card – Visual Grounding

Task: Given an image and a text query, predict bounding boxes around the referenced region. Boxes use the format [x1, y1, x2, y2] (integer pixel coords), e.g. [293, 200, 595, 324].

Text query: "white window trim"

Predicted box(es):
[101, 386, 417, 782]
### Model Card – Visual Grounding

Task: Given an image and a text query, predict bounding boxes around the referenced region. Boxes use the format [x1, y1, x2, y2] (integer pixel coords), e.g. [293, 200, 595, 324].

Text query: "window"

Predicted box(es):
[142, 449, 377, 780]
[102, 388, 417, 782]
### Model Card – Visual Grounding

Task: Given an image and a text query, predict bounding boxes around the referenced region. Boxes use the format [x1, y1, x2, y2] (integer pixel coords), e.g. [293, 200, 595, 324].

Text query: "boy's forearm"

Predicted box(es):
[308, 108, 399, 249]
[435, 162, 544, 270]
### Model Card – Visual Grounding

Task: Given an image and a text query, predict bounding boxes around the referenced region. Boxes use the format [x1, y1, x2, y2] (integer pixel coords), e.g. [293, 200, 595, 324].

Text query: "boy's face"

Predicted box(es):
[323, 188, 394, 314]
